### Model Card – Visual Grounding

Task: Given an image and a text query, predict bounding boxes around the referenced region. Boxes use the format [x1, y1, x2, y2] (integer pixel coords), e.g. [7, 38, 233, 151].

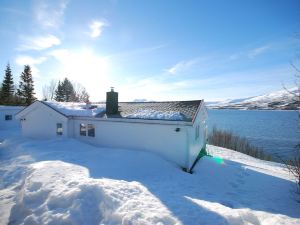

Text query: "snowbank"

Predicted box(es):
[9, 161, 178, 225]
[126, 109, 185, 121]
[0, 127, 299, 225]
[43, 101, 105, 117]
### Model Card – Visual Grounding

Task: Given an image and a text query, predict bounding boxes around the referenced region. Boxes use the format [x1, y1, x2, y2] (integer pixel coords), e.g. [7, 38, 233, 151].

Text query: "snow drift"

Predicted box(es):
[9, 161, 177, 225]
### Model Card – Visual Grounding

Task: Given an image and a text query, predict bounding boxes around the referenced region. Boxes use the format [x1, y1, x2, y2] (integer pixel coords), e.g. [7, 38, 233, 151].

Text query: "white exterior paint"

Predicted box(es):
[72, 118, 189, 168]
[187, 102, 208, 169]
[16, 101, 208, 171]
[16, 102, 68, 139]
[0, 106, 24, 129]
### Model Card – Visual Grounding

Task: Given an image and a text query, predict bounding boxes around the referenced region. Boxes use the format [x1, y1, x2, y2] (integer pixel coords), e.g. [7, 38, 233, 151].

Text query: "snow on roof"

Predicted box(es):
[41, 100, 202, 122]
[0, 105, 25, 110]
[42, 101, 105, 117]
[117, 101, 202, 122]
[125, 109, 185, 121]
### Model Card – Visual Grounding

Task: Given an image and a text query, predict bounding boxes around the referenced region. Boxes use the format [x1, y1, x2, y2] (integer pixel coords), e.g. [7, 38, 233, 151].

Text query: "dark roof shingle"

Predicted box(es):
[99, 100, 202, 122]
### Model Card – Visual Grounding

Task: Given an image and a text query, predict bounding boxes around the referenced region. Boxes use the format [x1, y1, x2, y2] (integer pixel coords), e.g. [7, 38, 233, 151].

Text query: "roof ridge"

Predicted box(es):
[119, 100, 202, 103]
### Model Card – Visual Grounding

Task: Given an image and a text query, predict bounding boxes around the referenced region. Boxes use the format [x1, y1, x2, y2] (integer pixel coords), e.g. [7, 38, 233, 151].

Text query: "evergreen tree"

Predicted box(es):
[0, 86, 2, 105]
[63, 78, 76, 102]
[17, 65, 36, 105]
[54, 78, 77, 102]
[0, 63, 15, 104]
[54, 81, 64, 102]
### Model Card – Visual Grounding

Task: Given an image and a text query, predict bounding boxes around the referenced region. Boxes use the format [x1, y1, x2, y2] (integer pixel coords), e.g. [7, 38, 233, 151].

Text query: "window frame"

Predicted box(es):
[87, 124, 95, 137]
[195, 124, 200, 140]
[5, 115, 12, 121]
[80, 123, 87, 136]
[56, 123, 63, 136]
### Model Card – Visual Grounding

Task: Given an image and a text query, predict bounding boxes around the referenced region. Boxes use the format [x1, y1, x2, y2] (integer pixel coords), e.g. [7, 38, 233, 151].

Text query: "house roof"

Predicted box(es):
[38, 100, 203, 122]
[105, 101, 202, 122]
[0, 106, 25, 111]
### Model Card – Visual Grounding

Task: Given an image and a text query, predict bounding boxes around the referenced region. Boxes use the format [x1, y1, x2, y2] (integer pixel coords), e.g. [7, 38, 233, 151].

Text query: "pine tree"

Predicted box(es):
[54, 81, 64, 102]
[17, 65, 36, 105]
[54, 78, 77, 102]
[63, 78, 75, 102]
[0, 63, 15, 104]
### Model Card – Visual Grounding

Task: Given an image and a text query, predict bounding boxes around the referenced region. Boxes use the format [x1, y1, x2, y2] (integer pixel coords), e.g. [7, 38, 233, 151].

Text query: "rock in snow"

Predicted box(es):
[0, 127, 299, 225]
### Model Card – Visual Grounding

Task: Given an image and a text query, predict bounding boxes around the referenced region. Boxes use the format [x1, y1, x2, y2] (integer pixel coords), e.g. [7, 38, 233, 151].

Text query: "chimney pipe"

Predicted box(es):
[106, 87, 118, 114]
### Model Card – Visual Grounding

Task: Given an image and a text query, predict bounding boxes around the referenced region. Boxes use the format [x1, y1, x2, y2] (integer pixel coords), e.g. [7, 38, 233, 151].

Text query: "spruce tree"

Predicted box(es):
[54, 81, 64, 102]
[62, 78, 75, 102]
[17, 65, 36, 105]
[1, 63, 15, 104]
[54, 78, 76, 102]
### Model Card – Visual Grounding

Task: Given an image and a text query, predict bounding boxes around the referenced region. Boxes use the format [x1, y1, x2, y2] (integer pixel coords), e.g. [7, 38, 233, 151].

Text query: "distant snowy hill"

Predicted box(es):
[206, 87, 299, 110]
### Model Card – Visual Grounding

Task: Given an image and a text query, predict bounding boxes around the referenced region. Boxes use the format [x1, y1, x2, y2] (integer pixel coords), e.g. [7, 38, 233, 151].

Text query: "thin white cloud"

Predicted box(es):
[18, 35, 61, 51]
[89, 20, 108, 38]
[119, 64, 294, 101]
[34, 0, 69, 28]
[248, 45, 271, 59]
[107, 43, 168, 59]
[166, 58, 200, 75]
[1, 7, 28, 16]
[229, 53, 242, 61]
[16, 55, 47, 65]
[15, 55, 47, 77]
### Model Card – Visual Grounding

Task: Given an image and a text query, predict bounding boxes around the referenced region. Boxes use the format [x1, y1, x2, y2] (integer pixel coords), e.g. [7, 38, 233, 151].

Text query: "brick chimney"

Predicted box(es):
[106, 87, 118, 114]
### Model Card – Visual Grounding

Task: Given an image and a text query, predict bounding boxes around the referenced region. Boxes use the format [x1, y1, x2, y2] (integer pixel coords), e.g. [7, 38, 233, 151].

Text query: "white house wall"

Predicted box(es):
[0, 107, 23, 129]
[20, 103, 68, 138]
[187, 103, 208, 169]
[72, 118, 189, 169]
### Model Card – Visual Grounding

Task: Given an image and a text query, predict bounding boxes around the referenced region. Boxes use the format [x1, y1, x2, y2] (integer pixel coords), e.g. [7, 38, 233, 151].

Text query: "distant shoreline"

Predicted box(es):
[207, 108, 299, 112]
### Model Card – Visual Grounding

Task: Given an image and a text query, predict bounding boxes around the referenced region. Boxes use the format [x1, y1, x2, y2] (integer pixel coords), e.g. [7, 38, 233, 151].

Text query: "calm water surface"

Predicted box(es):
[208, 110, 300, 159]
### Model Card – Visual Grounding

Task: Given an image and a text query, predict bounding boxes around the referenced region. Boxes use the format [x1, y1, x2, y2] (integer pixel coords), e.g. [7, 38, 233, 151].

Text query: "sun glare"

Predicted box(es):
[50, 48, 111, 101]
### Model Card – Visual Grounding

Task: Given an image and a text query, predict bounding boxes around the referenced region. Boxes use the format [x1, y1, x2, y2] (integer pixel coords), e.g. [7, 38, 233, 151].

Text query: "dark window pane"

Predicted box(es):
[5, 115, 12, 120]
[87, 124, 95, 137]
[57, 123, 63, 135]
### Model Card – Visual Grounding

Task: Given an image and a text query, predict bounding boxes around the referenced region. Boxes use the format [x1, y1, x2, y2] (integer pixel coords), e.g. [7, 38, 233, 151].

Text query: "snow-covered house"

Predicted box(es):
[16, 89, 208, 171]
[0, 106, 24, 129]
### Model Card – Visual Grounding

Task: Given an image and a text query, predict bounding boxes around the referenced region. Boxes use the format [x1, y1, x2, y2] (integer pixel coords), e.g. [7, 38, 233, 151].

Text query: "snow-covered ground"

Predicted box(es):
[0, 127, 299, 225]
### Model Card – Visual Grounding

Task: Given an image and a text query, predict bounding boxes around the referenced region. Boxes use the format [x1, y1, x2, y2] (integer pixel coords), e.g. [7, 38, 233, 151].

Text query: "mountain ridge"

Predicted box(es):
[206, 87, 299, 110]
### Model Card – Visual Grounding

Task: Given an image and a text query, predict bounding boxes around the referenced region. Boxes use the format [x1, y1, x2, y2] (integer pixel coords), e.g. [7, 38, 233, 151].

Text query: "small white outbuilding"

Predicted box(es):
[16, 89, 208, 171]
[0, 106, 24, 129]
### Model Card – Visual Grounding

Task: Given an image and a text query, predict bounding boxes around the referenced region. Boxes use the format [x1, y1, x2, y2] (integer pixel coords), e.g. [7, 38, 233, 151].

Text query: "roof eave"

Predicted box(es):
[192, 100, 205, 124]
[70, 115, 193, 126]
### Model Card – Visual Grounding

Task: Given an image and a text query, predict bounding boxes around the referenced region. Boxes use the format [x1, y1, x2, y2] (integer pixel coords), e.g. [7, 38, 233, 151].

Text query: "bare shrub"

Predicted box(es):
[281, 157, 300, 192]
[208, 127, 272, 161]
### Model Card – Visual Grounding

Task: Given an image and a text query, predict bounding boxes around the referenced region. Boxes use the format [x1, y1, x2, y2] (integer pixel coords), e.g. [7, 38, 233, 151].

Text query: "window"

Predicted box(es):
[195, 124, 200, 140]
[80, 123, 87, 136]
[5, 115, 12, 120]
[56, 123, 63, 135]
[79, 123, 95, 137]
[87, 124, 95, 137]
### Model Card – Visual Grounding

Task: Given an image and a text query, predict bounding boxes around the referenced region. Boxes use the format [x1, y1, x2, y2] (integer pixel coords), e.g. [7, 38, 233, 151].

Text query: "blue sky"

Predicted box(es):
[0, 0, 300, 101]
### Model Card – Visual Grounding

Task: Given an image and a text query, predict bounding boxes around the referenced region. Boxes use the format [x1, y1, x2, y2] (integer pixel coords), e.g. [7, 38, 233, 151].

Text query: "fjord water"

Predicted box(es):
[208, 110, 300, 160]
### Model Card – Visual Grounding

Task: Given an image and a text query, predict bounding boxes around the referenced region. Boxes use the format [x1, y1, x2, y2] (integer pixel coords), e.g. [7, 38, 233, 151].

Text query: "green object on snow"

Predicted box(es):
[212, 156, 224, 164]
[198, 147, 207, 158]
